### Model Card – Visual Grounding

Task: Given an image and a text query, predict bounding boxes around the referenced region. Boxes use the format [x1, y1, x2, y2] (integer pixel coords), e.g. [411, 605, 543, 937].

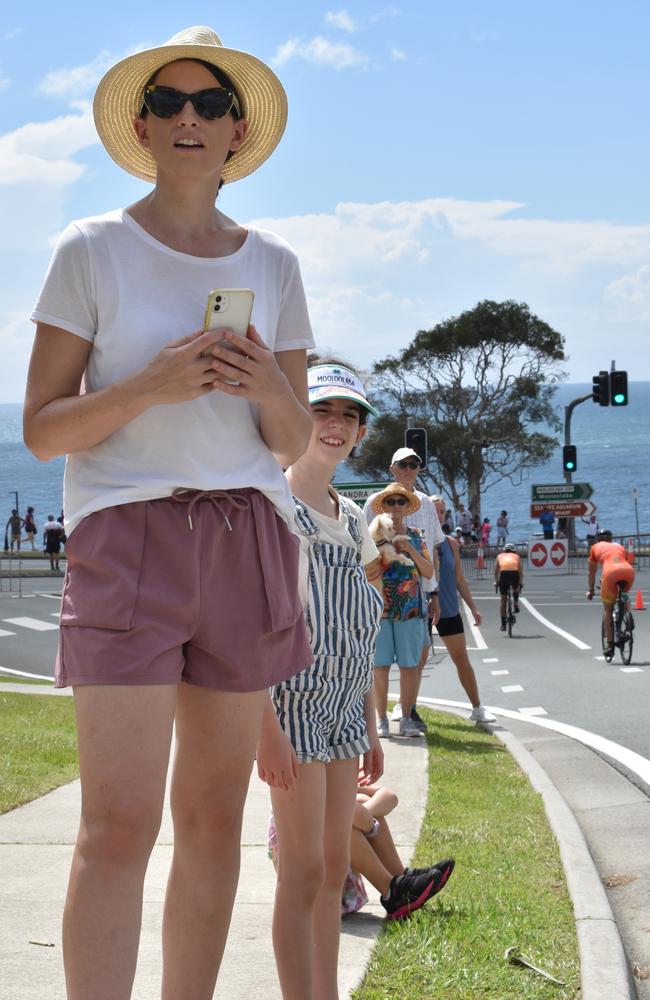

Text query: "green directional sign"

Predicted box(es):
[335, 481, 389, 508]
[531, 482, 593, 503]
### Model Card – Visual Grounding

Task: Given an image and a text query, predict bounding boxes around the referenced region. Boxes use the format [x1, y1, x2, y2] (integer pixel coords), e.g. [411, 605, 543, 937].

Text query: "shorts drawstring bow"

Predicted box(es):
[171, 488, 252, 531]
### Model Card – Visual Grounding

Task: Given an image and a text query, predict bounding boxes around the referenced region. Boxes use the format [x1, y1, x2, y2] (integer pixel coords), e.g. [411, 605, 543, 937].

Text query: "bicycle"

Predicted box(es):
[601, 583, 634, 665]
[495, 582, 518, 637]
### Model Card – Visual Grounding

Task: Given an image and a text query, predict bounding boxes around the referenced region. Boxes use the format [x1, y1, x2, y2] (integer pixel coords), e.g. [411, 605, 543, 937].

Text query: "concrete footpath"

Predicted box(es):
[0, 687, 645, 1000]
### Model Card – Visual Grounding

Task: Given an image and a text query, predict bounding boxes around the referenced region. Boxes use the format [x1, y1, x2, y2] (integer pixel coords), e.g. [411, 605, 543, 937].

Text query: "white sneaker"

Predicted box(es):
[377, 717, 390, 739]
[399, 717, 424, 738]
[470, 705, 496, 724]
[391, 703, 403, 721]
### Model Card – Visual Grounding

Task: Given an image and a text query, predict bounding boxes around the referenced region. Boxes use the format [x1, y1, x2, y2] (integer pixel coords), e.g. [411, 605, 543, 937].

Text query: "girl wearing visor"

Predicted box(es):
[257, 358, 450, 998]
[24, 25, 313, 1000]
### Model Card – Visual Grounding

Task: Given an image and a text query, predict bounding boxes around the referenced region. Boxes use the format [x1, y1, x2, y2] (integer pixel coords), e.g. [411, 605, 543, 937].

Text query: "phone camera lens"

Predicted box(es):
[214, 304, 221, 311]
[216, 296, 222, 302]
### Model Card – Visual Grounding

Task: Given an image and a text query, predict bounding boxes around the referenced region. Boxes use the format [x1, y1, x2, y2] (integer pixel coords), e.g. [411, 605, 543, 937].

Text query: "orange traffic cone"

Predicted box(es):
[634, 588, 645, 610]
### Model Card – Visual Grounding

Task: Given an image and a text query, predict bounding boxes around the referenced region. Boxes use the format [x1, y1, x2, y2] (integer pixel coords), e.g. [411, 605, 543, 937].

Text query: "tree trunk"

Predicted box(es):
[466, 447, 484, 522]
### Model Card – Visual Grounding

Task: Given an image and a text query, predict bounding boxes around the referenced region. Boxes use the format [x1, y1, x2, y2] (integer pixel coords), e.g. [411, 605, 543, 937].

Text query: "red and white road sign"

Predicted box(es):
[529, 542, 548, 567]
[527, 538, 568, 574]
[550, 541, 567, 567]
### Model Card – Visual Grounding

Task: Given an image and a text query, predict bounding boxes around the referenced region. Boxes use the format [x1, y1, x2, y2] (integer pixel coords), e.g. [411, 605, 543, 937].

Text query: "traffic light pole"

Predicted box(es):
[564, 393, 592, 551]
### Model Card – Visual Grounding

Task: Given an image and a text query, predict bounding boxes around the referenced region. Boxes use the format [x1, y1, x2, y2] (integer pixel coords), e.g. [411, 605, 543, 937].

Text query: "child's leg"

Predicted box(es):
[349, 828, 392, 896]
[271, 761, 327, 1000]
[313, 757, 359, 1000]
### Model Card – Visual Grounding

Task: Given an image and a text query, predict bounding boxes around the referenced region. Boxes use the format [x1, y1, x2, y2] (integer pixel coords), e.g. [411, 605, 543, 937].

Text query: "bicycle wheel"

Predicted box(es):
[619, 610, 634, 665]
[601, 620, 613, 662]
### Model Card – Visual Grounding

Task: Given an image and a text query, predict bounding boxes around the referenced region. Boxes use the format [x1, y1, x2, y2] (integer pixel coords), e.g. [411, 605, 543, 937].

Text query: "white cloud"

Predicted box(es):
[249, 197, 650, 375]
[390, 47, 406, 60]
[0, 72, 9, 92]
[273, 35, 370, 70]
[4, 28, 22, 41]
[325, 10, 357, 33]
[0, 102, 97, 186]
[38, 51, 115, 99]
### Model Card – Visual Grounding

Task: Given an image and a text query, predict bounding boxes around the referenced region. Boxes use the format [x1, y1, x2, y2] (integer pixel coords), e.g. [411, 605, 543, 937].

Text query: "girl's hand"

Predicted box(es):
[256, 728, 299, 791]
[471, 607, 482, 625]
[209, 324, 292, 403]
[428, 594, 441, 626]
[359, 739, 384, 785]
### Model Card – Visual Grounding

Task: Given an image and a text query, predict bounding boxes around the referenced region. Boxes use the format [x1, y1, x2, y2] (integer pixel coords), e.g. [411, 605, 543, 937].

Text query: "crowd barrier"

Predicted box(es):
[458, 533, 650, 579]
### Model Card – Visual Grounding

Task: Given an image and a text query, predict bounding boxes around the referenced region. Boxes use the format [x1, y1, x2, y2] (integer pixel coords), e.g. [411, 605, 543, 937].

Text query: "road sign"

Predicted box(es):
[530, 500, 595, 519]
[335, 481, 390, 507]
[531, 483, 593, 502]
[527, 538, 568, 574]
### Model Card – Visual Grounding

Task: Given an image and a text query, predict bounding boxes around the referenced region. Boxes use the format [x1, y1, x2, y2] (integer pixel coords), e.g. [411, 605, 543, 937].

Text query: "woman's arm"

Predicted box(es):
[394, 536, 433, 579]
[23, 324, 229, 461]
[450, 536, 482, 625]
[208, 329, 311, 468]
[364, 556, 384, 597]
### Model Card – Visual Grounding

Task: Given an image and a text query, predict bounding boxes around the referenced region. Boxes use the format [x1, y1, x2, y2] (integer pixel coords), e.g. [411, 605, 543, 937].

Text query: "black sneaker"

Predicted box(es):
[381, 860, 455, 921]
[403, 858, 455, 885]
[410, 707, 428, 733]
[500, 623, 506, 631]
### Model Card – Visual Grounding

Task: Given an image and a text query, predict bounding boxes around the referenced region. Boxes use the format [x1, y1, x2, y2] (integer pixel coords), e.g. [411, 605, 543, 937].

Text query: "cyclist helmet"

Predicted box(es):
[595, 529, 612, 542]
[504, 543, 517, 552]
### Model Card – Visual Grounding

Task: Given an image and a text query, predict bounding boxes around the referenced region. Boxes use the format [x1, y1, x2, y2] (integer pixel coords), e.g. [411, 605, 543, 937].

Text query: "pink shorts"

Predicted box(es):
[56, 490, 311, 692]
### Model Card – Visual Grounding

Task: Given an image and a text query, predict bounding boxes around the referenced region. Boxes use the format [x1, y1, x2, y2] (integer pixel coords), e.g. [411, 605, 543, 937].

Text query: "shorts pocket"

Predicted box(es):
[60, 504, 146, 630]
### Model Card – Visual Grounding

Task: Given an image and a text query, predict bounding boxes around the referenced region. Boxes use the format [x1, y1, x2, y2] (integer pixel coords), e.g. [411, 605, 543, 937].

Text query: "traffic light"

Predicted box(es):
[609, 370, 628, 406]
[562, 444, 577, 472]
[591, 370, 609, 406]
[405, 427, 428, 466]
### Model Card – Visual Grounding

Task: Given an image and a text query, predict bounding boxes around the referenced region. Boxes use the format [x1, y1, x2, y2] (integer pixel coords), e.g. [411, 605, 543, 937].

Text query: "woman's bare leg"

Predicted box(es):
[161, 684, 267, 1000]
[313, 757, 359, 1000]
[440, 632, 481, 708]
[63, 685, 177, 1000]
[271, 761, 327, 1000]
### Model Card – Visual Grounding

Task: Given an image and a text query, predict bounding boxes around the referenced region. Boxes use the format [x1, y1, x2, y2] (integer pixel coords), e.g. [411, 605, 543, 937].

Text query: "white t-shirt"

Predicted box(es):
[31, 210, 314, 534]
[297, 496, 379, 612]
[362, 487, 444, 592]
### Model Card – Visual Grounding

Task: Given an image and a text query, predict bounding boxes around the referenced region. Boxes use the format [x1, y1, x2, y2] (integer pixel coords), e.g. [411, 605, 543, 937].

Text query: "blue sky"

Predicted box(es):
[1, 0, 649, 402]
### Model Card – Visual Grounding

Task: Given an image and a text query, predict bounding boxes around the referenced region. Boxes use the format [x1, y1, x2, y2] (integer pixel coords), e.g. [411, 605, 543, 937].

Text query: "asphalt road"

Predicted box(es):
[417, 566, 650, 790]
[2, 568, 649, 786]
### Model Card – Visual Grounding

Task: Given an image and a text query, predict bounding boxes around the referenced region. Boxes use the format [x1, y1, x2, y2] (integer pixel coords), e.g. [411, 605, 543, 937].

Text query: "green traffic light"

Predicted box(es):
[613, 393, 626, 404]
[566, 462, 575, 470]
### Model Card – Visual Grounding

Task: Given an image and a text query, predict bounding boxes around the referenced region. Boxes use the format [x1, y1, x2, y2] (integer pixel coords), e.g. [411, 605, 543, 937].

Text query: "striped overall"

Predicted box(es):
[273, 496, 384, 764]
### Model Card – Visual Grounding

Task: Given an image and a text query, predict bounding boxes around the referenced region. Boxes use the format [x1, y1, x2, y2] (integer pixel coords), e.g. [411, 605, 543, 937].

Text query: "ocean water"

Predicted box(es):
[1, 382, 648, 542]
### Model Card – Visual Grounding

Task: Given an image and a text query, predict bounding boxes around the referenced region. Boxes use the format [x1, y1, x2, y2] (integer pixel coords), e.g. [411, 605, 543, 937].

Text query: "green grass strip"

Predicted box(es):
[352, 708, 580, 999]
[0, 692, 78, 814]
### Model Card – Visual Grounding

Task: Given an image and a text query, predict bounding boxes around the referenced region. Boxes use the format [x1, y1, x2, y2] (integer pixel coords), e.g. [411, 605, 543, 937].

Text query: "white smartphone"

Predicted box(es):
[203, 288, 254, 385]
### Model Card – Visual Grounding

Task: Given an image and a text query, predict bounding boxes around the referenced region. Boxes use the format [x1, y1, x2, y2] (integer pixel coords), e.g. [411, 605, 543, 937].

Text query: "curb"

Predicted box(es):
[495, 727, 635, 1000]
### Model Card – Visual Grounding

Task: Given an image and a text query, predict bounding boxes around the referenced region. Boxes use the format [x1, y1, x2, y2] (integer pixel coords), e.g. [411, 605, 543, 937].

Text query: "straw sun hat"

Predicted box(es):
[371, 483, 421, 516]
[93, 25, 288, 184]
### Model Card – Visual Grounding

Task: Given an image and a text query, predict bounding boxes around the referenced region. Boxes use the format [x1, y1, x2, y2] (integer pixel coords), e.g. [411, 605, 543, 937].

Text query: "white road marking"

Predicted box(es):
[501, 685, 523, 693]
[620, 667, 643, 674]
[2, 617, 59, 632]
[0, 628, 16, 637]
[415, 696, 650, 788]
[35, 593, 63, 600]
[519, 597, 592, 650]
[0, 665, 53, 681]
[482, 657, 499, 663]
[461, 599, 487, 649]
[519, 706, 548, 716]
[491, 669, 509, 675]
[50, 612, 60, 618]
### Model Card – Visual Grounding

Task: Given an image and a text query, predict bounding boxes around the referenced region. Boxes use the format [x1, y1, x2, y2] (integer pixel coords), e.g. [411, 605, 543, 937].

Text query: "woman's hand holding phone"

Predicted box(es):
[209, 324, 292, 404]
[134, 328, 227, 405]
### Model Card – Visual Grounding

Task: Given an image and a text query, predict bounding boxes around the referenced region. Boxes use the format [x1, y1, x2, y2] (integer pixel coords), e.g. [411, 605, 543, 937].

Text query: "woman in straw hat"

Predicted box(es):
[24, 25, 314, 999]
[369, 483, 434, 739]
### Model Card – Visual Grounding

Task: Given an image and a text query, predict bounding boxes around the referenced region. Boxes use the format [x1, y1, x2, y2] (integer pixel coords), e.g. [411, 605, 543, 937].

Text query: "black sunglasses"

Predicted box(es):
[142, 86, 240, 121]
[396, 459, 420, 470]
[383, 497, 408, 507]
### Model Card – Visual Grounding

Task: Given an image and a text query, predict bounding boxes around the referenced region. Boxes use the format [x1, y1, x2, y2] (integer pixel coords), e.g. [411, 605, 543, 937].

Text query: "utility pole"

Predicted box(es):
[563, 393, 591, 551]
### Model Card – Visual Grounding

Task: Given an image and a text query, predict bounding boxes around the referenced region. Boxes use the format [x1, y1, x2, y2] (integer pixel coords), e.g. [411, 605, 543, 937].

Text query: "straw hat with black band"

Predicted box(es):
[371, 483, 421, 516]
[93, 25, 288, 184]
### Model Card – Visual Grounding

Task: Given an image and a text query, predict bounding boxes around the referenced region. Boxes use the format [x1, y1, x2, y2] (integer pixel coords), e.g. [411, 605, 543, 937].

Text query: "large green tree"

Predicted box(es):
[350, 299, 566, 519]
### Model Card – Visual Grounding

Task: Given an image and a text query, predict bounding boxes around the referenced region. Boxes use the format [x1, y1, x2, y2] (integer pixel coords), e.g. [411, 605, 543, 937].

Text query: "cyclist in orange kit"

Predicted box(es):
[586, 529, 635, 654]
[494, 543, 523, 631]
